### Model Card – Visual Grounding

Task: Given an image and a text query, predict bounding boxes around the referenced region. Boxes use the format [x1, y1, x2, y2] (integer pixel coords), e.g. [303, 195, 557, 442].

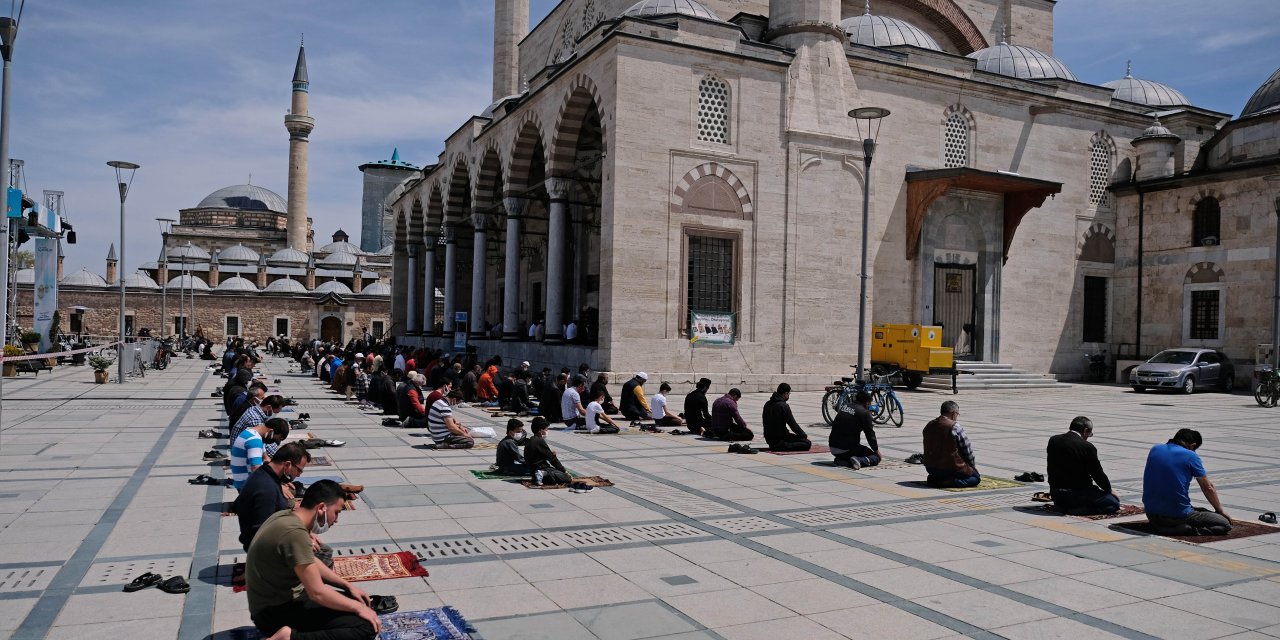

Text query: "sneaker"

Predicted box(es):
[737, 445, 758, 455]
[569, 484, 594, 494]
[202, 450, 226, 460]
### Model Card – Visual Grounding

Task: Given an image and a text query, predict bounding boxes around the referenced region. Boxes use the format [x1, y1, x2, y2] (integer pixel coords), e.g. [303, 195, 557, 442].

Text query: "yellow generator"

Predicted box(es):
[871, 324, 956, 391]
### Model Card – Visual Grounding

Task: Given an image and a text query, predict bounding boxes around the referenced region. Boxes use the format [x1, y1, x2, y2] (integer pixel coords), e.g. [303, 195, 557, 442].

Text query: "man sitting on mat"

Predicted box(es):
[650, 382, 685, 428]
[229, 381, 267, 428]
[762, 383, 811, 452]
[683, 378, 713, 436]
[922, 401, 981, 488]
[619, 373, 651, 422]
[709, 389, 754, 441]
[591, 373, 618, 414]
[233, 394, 286, 446]
[232, 418, 291, 491]
[428, 389, 474, 449]
[1142, 428, 1232, 535]
[526, 417, 573, 486]
[247, 480, 380, 640]
[496, 419, 530, 475]
[585, 387, 621, 434]
[1047, 416, 1120, 515]
[560, 376, 588, 430]
[830, 391, 880, 468]
[235, 442, 311, 550]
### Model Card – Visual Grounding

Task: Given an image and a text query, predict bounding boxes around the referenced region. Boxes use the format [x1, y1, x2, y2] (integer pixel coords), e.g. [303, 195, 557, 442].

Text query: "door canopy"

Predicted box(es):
[905, 168, 1062, 264]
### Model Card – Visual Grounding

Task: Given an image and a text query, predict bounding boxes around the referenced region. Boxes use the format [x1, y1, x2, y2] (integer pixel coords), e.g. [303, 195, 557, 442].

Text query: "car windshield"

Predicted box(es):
[1149, 351, 1196, 365]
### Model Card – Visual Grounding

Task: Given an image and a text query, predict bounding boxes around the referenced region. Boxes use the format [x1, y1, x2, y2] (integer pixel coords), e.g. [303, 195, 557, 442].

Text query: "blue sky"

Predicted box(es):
[7, 0, 1276, 275]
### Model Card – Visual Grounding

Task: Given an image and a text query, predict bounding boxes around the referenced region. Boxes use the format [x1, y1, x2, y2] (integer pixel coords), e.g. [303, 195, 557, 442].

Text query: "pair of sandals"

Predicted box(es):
[1014, 472, 1046, 483]
[727, 443, 758, 455]
[189, 475, 230, 486]
[123, 572, 189, 594]
[1261, 512, 1277, 525]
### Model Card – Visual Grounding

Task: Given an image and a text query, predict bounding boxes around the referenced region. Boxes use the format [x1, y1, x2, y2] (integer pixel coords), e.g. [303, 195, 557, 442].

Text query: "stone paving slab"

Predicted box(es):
[2, 356, 1279, 639]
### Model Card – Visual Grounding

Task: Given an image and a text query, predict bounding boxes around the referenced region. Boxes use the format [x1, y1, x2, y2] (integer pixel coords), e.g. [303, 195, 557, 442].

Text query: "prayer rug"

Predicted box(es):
[228, 606, 475, 640]
[1114, 520, 1280, 544]
[812, 459, 911, 471]
[419, 442, 498, 450]
[231, 552, 428, 592]
[767, 445, 832, 455]
[1036, 503, 1145, 520]
[309, 455, 332, 466]
[520, 475, 614, 490]
[904, 477, 1025, 491]
[470, 469, 525, 480]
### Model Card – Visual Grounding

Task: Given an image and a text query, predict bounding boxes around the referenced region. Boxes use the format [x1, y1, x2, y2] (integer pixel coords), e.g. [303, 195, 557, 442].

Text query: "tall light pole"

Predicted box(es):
[848, 107, 890, 383]
[0, 7, 21, 353]
[1266, 176, 1280, 370]
[156, 218, 174, 337]
[108, 161, 139, 384]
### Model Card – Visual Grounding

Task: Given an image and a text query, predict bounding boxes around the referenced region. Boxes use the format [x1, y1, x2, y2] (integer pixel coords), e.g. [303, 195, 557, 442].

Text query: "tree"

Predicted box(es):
[12, 250, 33, 269]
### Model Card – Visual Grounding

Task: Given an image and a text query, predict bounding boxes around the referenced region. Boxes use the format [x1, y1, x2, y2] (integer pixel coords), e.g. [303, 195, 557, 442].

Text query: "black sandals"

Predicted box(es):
[1261, 512, 1277, 525]
[158, 576, 190, 594]
[123, 572, 162, 592]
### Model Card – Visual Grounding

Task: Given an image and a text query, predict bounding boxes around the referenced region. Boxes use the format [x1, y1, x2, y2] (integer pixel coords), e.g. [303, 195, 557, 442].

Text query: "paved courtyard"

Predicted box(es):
[1, 357, 1279, 639]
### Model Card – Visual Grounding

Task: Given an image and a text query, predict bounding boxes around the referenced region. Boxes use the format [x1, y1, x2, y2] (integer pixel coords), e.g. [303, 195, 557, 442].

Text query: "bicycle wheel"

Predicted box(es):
[884, 393, 904, 427]
[870, 387, 890, 425]
[822, 388, 842, 425]
[1268, 382, 1280, 408]
[1256, 380, 1278, 408]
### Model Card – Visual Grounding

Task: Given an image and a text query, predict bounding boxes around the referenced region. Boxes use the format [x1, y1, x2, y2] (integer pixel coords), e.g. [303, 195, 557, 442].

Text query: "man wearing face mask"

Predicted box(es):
[231, 418, 292, 491]
[247, 479, 381, 640]
[235, 442, 311, 551]
[232, 395, 287, 445]
[495, 418, 530, 476]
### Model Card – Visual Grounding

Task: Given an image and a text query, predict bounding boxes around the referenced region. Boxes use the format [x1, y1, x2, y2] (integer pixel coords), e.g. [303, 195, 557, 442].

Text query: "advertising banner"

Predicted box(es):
[689, 311, 735, 347]
[33, 238, 59, 351]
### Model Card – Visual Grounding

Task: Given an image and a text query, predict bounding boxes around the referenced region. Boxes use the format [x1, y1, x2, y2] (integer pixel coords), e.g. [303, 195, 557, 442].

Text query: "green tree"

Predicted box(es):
[12, 250, 33, 269]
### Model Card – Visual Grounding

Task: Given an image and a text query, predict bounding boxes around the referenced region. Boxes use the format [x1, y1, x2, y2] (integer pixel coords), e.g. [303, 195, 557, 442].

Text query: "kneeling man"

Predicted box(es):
[1142, 428, 1232, 535]
[1047, 416, 1120, 515]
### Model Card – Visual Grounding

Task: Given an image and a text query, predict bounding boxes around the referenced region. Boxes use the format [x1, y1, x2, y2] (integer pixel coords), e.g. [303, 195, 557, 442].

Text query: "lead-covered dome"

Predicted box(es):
[217, 243, 260, 265]
[622, 0, 719, 20]
[14, 268, 33, 285]
[123, 271, 161, 290]
[1103, 63, 1188, 107]
[266, 246, 309, 267]
[313, 280, 353, 296]
[197, 184, 287, 213]
[167, 274, 209, 291]
[167, 243, 211, 264]
[968, 39, 1077, 81]
[360, 282, 391, 296]
[215, 276, 259, 293]
[318, 251, 358, 269]
[263, 277, 309, 294]
[1242, 66, 1280, 117]
[842, 3, 941, 51]
[62, 268, 108, 287]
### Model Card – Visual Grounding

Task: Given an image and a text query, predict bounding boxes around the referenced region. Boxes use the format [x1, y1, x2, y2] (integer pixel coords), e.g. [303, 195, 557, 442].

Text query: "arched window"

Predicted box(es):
[1192, 197, 1221, 247]
[1088, 134, 1114, 207]
[697, 76, 730, 144]
[943, 113, 969, 168]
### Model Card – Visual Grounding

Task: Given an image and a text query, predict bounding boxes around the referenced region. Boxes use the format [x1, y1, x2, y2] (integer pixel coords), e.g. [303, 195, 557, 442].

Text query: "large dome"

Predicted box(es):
[1103, 64, 1188, 107]
[622, 0, 719, 21]
[196, 184, 287, 213]
[62, 268, 108, 288]
[123, 271, 161, 290]
[842, 5, 941, 51]
[167, 274, 210, 291]
[360, 282, 392, 297]
[968, 41, 1077, 81]
[266, 246, 309, 267]
[1242, 66, 1280, 117]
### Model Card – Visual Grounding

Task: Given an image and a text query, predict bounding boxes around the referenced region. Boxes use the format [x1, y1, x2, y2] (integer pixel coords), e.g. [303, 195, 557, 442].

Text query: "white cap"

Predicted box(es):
[636, 372, 648, 381]
[521, 361, 530, 368]
[355, 353, 365, 359]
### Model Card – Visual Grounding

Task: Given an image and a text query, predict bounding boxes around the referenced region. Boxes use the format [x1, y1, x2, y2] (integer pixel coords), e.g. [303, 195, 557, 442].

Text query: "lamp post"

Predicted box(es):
[156, 218, 174, 337]
[108, 161, 139, 384]
[0, 8, 21, 353]
[1266, 176, 1280, 370]
[848, 107, 891, 383]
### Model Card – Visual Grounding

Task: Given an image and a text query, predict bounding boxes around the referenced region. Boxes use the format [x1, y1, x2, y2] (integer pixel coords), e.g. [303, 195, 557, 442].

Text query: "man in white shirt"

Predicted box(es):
[560, 376, 587, 430]
[584, 387, 621, 434]
[564, 321, 578, 342]
[528, 322, 538, 340]
[393, 350, 406, 373]
[650, 382, 685, 428]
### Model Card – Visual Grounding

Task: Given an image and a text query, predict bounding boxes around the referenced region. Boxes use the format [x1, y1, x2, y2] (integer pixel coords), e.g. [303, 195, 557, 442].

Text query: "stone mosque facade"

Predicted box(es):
[384, 0, 1280, 389]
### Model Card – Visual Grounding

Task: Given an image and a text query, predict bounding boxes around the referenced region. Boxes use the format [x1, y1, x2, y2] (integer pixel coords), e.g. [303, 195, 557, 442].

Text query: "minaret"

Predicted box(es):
[285, 39, 315, 252]
[105, 243, 118, 285]
[493, 0, 530, 100]
[768, 0, 858, 137]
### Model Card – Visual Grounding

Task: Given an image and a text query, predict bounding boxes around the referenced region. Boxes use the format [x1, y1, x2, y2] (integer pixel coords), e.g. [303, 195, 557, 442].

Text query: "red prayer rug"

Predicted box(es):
[232, 552, 428, 592]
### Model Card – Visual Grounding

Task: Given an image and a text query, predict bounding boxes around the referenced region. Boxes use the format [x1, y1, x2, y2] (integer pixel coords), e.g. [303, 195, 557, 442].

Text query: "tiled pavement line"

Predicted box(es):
[9, 368, 210, 640]
[180, 413, 231, 640]
[454, 407, 1165, 639]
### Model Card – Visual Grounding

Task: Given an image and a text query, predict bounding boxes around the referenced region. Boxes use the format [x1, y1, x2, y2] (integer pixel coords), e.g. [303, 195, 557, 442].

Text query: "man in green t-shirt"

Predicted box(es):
[246, 479, 380, 640]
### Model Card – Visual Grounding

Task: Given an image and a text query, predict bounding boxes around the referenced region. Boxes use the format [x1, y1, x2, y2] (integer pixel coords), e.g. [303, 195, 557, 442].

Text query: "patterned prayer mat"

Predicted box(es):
[470, 469, 526, 480]
[310, 455, 332, 466]
[229, 606, 475, 640]
[520, 475, 614, 490]
[811, 459, 912, 471]
[232, 552, 428, 592]
[1036, 503, 1146, 520]
[419, 442, 498, 450]
[767, 445, 832, 455]
[903, 477, 1025, 491]
[1114, 519, 1280, 544]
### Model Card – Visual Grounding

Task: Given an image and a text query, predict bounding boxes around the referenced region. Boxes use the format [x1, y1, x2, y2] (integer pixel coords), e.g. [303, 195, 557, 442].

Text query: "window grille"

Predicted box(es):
[275, 317, 290, 337]
[225, 316, 240, 337]
[1192, 198, 1221, 247]
[1089, 140, 1113, 206]
[697, 76, 730, 144]
[943, 114, 969, 168]
[1082, 276, 1107, 343]
[372, 320, 385, 338]
[688, 235, 733, 313]
[1189, 290, 1220, 340]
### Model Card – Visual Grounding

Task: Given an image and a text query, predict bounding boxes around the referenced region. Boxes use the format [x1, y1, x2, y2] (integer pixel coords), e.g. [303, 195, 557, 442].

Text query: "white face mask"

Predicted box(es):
[311, 506, 332, 535]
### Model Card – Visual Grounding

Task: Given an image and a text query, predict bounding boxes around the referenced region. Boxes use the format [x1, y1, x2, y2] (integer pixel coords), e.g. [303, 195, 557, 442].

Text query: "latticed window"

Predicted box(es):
[943, 114, 969, 168]
[1189, 290, 1220, 340]
[688, 235, 734, 313]
[697, 76, 730, 144]
[1089, 139, 1113, 206]
[1192, 198, 1221, 246]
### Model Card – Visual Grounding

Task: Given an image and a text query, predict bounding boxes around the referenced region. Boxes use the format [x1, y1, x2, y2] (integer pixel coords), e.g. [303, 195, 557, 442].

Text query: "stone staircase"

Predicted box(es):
[920, 361, 1065, 392]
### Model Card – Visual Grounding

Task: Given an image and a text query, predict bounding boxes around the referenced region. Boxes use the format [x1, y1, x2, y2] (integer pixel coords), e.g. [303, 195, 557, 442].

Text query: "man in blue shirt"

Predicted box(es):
[1142, 429, 1232, 535]
[231, 418, 290, 490]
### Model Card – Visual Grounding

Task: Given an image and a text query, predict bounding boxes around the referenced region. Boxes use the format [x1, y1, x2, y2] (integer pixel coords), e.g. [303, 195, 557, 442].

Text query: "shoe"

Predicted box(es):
[202, 450, 226, 460]
[299, 412, 311, 420]
[123, 572, 163, 592]
[157, 576, 190, 594]
[370, 594, 399, 614]
[737, 445, 758, 454]
[1031, 491, 1053, 503]
[727, 444, 742, 453]
[1261, 512, 1277, 525]
[905, 453, 925, 465]
[846, 458, 861, 470]
[1015, 472, 1035, 482]
[569, 483, 595, 494]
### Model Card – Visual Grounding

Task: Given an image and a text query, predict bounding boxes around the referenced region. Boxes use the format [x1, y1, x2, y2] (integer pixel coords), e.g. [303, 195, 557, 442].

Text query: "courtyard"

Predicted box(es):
[0, 357, 1278, 639]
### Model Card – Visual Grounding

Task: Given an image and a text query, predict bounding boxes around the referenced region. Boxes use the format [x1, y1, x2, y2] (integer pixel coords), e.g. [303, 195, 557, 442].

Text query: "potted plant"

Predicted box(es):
[88, 354, 114, 384]
[20, 330, 42, 351]
[2, 344, 21, 377]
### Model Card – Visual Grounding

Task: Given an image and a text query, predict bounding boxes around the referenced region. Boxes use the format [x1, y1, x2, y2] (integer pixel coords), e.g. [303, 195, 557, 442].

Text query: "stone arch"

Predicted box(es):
[1189, 188, 1226, 207]
[900, 0, 988, 54]
[550, 75, 606, 177]
[507, 115, 549, 198]
[672, 162, 753, 219]
[1078, 222, 1115, 263]
[475, 146, 506, 219]
[444, 158, 473, 225]
[408, 197, 425, 246]
[1185, 262, 1225, 284]
[425, 185, 445, 240]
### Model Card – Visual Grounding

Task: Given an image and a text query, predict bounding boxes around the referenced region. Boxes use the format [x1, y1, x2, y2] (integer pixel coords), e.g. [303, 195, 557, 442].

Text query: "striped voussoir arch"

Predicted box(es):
[475, 145, 506, 210]
[507, 116, 547, 197]
[444, 158, 473, 224]
[550, 75, 604, 175]
[673, 162, 753, 218]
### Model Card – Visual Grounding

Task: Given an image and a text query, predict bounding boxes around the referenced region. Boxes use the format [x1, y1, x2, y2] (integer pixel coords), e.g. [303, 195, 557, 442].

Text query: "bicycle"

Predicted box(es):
[153, 338, 174, 370]
[1255, 364, 1279, 408]
[821, 368, 904, 427]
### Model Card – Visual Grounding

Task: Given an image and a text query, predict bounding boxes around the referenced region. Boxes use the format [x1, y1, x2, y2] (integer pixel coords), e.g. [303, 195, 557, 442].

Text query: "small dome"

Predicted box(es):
[196, 184, 287, 213]
[313, 280, 353, 296]
[62, 268, 108, 287]
[14, 268, 34, 285]
[266, 246, 309, 267]
[1242, 66, 1280, 117]
[217, 243, 260, 265]
[622, 0, 720, 21]
[1103, 63, 1188, 107]
[968, 40, 1077, 81]
[316, 240, 363, 256]
[1133, 116, 1180, 144]
[318, 251, 358, 268]
[360, 282, 392, 296]
[842, 4, 942, 51]
[166, 274, 210, 291]
[263, 277, 309, 294]
[167, 243, 211, 264]
[215, 276, 260, 293]
[123, 271, 161, 290]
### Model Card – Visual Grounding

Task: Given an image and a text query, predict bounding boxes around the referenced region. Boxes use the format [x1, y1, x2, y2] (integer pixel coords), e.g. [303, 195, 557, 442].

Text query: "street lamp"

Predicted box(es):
[1266, 176, 1280, 370]
[848, 106, 891, 383]
[156, 218, 175, 337]
[0, 6, 22, 354]
[108, 160, 139, 384]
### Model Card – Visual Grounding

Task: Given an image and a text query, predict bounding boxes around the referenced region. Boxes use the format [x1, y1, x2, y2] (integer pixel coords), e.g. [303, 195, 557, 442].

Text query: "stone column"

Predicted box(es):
[443, 230, 458, 333]
[503, 197, 523, 341]
[406, 244, 419, 334]
[423, 241, 437, 335]
[470, 215, 489, 339]
[544, 178, 569, 342]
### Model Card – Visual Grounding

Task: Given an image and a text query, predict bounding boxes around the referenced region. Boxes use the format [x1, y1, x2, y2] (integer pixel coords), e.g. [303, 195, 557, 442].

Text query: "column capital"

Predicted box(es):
[545, 177, 572, 201]
[470, 212, 495, 230]
[406, 244, 419, 258]
[444, 227, 458, 244]
[503, 197, 526, 218]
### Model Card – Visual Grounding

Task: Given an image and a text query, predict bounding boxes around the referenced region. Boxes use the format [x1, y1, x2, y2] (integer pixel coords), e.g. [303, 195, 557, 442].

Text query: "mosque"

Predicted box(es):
[13, 44, 405, 345]
[383, 0, 1280, 389]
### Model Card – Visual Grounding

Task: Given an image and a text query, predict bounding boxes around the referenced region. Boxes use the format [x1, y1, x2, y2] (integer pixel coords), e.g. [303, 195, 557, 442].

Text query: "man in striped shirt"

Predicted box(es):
[231, 418, 291, 490]
[427, 390, 474, 449]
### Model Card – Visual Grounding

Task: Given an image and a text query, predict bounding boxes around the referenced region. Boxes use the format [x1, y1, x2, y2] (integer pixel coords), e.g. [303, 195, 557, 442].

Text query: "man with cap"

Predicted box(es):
[761, 383, 810, 452]
[619, 373, 652, 423]
[684, 378, 713, 436]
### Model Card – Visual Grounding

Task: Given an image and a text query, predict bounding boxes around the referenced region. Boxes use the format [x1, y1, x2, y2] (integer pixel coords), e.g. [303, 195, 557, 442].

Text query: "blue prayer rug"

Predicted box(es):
[229, 607, 476, 640]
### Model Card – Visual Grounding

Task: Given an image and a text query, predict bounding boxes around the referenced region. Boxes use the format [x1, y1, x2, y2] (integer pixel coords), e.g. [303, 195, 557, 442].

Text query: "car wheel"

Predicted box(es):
[1220, 374, 1235, 393]
[1132, 386, 1146, 393]
[1182, 376, 1196, 395]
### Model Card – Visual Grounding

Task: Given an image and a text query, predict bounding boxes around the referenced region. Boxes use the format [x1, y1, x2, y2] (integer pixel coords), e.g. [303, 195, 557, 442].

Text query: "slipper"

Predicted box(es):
[188, 475, 218, 485]
[370, 595, 399, 614]
[737, 445, 758, 454]
[123, 572, 163, 592]
[158, 575, 190, 594]
[727, 444, 741, 453]
[1031, 491, 1053, 503]
[1261, 512, 1277, 525]
[904, 453, 925, 465]
[325, 440, 345, 447]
